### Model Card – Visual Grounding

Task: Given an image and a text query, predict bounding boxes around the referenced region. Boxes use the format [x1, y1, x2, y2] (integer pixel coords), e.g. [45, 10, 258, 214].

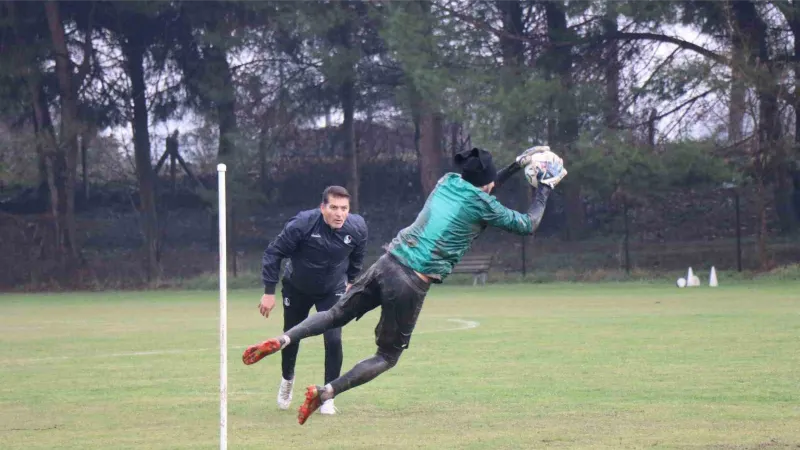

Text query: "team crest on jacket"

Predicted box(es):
[344, 235, 352, 244]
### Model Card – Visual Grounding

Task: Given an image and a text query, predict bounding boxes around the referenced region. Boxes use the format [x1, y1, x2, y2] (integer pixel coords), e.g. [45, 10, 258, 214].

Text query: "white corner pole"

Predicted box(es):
[217, 163, 228, 450]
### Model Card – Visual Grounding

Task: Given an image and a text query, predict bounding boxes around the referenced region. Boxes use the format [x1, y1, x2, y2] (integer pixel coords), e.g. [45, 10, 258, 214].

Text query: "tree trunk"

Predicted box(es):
[10, 0, 64, 257]
[44, 0, 80, 260]
[450, 121, 462, 156]
[730, 0, 789, 262]
[794, 14, 800, 227]
[205, 44, 237, 161]
[784, 6, 800, 229]
[80, 134, 89, 200]
[755, 172, 770, 269]
[728, 21, 745, 143]
[122, 39, 159, 281]
[773, 162, 796, 234]
[603, 5, 620, 128]
[341, 77, 359, 212]
[738, 1, 797, 234]
[334, 4, 360, 213]
[497, 0, 526, 150]
[759, 37, 798, 233]
[258, 124, 269, 194]
[400, 1, 444, 196]
[498, 0, 524, 68]
[545, 1, 585, 240]
[29, 78, 63, 253]
[647, 108, 657, 148]
[796, 12, 800, 160]
[767, 94, 796, 234]
[418, 108, 444, 195]
[30, 109, 48, 203]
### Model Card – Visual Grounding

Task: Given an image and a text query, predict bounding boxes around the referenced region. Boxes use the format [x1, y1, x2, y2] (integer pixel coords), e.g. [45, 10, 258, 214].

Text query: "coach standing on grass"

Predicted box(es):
[258, 185, 368, 416]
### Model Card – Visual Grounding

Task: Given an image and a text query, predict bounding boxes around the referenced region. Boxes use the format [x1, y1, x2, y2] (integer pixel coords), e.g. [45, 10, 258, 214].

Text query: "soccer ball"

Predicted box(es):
[676, 277, 687, 288]
[522, 152, 565, 188]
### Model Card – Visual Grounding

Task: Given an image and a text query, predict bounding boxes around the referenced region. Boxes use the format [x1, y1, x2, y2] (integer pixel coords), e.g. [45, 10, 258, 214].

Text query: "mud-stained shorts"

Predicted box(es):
[336, 252, 430, 351]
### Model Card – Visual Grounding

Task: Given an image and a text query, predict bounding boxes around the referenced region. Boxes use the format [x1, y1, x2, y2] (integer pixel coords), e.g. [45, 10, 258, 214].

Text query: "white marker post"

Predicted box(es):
[217, 163, 228, 450]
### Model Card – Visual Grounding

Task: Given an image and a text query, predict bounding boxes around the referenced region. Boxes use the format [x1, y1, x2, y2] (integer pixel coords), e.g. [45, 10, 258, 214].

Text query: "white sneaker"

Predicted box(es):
[277, 378, 293, 410]
[319, 398, 337, 415]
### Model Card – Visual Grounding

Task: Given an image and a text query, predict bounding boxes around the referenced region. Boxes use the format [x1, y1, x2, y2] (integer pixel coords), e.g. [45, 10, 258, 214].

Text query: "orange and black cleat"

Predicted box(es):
[241, 337, 282, 365]
[297, 385, 324, 425]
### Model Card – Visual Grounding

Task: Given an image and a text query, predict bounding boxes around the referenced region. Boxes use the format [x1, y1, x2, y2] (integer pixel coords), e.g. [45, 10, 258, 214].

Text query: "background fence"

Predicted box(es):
[2, 142, 797, 291]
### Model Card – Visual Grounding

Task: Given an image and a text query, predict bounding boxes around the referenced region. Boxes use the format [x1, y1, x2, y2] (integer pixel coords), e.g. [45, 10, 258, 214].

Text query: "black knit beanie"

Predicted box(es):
[454, 147, 497, 187]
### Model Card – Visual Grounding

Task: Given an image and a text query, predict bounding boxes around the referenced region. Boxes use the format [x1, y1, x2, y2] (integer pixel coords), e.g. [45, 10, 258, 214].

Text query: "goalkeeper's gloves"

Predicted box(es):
[515, 145, 552, 166]
[520, 149, 568, 189]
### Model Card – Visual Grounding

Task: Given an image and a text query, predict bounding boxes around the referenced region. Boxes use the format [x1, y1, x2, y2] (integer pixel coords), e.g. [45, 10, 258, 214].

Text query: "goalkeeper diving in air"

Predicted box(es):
[241, 145, 568, 424]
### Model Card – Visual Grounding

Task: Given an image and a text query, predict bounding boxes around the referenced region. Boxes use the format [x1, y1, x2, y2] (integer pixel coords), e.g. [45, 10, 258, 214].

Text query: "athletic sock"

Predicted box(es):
[320, 384, 334, 401]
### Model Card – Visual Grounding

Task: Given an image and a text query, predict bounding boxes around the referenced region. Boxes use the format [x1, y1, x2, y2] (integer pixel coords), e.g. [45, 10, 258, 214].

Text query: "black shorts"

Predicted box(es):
[336, 253, 430, 351]
[280, 279, 344, 317]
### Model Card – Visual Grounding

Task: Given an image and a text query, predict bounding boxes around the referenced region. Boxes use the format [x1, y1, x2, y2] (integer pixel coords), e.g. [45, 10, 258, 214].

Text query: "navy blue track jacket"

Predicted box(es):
[261, 209, 368, 296]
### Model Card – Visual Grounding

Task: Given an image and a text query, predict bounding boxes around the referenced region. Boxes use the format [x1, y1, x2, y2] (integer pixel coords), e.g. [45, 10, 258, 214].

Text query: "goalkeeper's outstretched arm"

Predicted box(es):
[483, 146, 565, 235]
[493, 161, 522, 191]
[482, 184, 552, 235]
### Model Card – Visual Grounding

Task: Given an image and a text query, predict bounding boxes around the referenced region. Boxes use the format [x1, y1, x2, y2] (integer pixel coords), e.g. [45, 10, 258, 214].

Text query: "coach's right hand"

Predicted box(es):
[259, 294, 276, 318]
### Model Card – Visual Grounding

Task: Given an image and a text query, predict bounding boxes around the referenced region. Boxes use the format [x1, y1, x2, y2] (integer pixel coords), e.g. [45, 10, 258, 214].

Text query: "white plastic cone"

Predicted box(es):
[687, 267, 695, 286]
[709, 266, 718, 287]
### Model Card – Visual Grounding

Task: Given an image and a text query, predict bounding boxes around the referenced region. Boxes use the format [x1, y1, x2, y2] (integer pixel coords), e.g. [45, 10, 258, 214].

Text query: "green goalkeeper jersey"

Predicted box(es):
[387, 172, 533, 281]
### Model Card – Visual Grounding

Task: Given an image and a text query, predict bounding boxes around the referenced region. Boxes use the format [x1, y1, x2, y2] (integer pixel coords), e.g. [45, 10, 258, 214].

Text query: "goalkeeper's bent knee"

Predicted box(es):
[378, 347, 402, 369]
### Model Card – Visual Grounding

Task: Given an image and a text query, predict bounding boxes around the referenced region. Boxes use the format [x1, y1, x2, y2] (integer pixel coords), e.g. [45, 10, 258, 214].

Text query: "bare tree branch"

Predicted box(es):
[632, 88, 719, 129]
[600, 32, 727, 65]
[438, 2, 742, 70]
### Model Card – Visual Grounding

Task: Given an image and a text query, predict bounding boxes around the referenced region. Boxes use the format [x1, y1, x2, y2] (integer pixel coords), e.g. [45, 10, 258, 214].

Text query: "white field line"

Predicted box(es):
[2, 318, 480, 365]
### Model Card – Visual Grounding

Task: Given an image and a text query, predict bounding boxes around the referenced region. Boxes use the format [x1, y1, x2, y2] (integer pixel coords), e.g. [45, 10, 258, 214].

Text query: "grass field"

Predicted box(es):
[2, 281, 799, 449]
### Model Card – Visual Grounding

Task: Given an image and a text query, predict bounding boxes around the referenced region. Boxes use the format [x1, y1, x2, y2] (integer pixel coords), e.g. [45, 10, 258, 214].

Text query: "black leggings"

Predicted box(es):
[280, 282, 344, 384]
[284, 253, 429, 397]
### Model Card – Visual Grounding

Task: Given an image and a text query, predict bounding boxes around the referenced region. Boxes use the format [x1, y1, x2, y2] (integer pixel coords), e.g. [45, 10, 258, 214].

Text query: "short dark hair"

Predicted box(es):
[322, 185, 350, 204]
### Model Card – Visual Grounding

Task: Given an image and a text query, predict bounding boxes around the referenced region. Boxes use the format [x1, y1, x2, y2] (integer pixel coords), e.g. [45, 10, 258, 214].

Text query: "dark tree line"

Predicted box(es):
[2, 0, 799, 280]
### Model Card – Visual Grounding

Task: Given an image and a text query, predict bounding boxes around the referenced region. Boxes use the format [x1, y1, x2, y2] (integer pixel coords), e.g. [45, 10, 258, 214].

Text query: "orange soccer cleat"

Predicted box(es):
[297, 385, 324, 425]
[241, 337, 282, 365]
